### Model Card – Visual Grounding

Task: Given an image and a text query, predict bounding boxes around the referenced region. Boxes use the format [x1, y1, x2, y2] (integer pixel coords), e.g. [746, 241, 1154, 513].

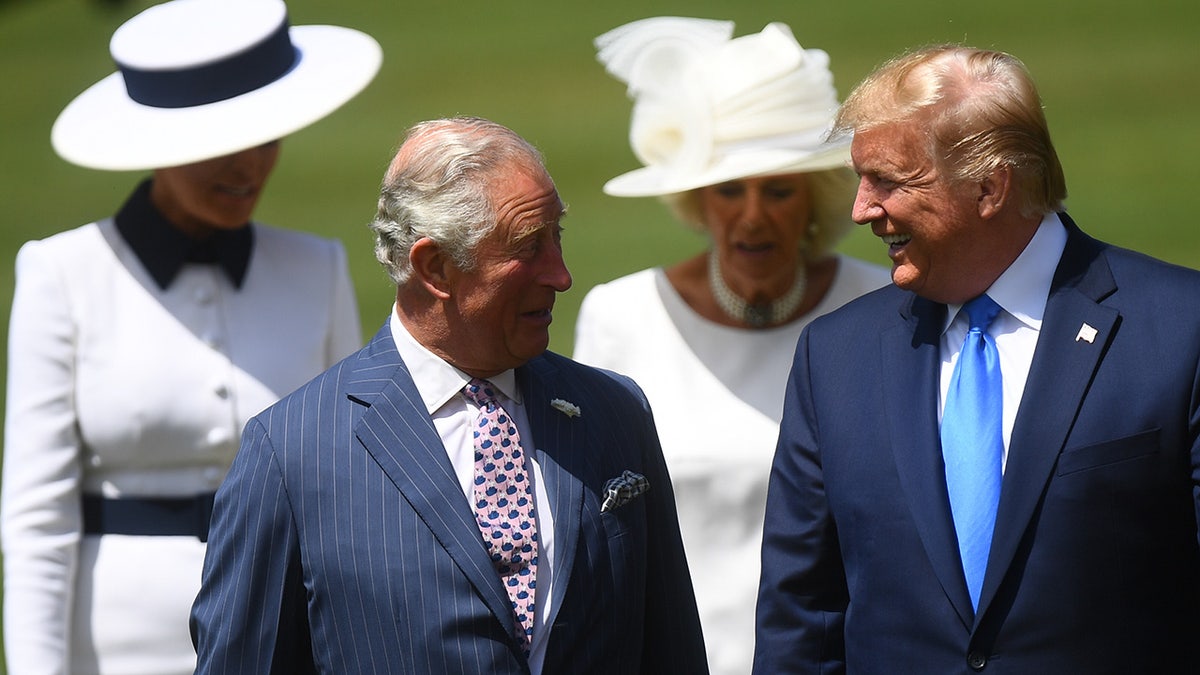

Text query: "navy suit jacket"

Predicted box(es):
[755, 217, 1200, 673]
[191, 324, 707, 674]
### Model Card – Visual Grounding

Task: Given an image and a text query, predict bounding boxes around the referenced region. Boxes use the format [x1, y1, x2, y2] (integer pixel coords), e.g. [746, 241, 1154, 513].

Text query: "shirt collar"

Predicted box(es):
[943, 212, 1068, 333]
[114, 178, 253, 290]
[389, 306, 521, 414]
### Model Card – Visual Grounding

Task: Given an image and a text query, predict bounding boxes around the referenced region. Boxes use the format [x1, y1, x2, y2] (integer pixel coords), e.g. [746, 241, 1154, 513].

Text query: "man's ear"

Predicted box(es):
[978, 166, 1013, 219]
[409, 237, 453, 299]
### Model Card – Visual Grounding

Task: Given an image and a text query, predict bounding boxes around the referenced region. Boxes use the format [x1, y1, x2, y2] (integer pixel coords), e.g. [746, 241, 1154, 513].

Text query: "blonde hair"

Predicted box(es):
[834, 45, 1067, 216]
[660, 166, 858, 261]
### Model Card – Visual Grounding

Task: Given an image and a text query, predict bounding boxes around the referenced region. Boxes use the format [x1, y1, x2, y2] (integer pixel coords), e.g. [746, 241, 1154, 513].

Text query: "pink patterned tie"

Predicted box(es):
[463, 378, 539, 654]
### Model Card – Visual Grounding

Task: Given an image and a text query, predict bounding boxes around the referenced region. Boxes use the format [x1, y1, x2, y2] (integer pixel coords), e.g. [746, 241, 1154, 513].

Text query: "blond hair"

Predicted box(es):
[834, 45, 1067, 216]
[660, 166, 858, 261]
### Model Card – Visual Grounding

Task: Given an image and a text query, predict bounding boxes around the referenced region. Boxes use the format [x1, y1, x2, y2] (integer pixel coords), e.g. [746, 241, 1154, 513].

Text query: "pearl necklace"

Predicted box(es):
[707, 249, 807, 328]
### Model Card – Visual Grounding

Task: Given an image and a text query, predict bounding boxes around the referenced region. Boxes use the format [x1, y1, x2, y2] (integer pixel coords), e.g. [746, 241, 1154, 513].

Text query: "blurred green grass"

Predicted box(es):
[1, 0, 1197, 665]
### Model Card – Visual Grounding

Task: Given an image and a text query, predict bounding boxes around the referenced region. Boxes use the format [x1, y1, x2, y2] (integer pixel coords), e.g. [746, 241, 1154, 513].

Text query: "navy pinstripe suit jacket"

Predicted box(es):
[191, 325, 708, 674]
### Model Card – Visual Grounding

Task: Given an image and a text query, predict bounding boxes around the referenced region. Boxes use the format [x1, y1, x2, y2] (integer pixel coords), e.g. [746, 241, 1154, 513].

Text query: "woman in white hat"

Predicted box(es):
[573, 17, 890, 675]
[0, 1, 380, 672]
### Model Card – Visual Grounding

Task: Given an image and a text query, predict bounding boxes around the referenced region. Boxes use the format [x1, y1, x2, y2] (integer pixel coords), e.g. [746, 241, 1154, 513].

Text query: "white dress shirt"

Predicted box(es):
[939, 213, 1069, 470]
[389, 309, 556, 673]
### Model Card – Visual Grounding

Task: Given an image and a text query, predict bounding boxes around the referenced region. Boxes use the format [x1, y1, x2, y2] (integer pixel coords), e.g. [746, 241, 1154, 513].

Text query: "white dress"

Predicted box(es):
[2, 216, 362, 675]
[572, 255, 890, 675]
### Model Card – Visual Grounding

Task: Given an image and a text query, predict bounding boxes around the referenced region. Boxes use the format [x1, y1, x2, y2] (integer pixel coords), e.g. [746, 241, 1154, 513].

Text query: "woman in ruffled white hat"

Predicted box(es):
[1, 1, 380, 672]
[572, 17, 890, 675]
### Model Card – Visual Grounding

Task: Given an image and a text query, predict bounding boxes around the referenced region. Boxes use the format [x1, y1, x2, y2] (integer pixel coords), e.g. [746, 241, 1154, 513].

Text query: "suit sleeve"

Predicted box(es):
[191, 417, 315, 675]
[753, 328, 848, 674]
[630, 383, 711, 674]
[1, 241, 83, 675]
[1191, 344, 1200, 557]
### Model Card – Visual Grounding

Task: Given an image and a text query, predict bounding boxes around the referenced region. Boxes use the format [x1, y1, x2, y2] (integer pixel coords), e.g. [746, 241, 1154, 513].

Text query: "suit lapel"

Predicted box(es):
[979, 221, 1117, 616]
[516, 356, 585, 633]
[349, 326, 520, 643]
[883, 296, 976, 626]
[885, 219, 1119, 626]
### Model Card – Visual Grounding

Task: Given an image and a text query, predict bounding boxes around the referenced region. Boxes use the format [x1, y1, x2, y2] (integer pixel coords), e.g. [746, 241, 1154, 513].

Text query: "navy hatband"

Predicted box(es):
[118, 15, 296, 109]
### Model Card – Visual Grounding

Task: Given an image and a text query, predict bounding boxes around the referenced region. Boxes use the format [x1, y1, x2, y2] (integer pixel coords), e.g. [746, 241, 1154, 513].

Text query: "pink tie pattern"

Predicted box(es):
[463, 378, 539, 653]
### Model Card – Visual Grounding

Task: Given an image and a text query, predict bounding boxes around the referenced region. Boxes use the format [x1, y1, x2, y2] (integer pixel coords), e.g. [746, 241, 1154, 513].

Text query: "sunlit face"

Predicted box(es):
[150, 141, 281, 237]
[698, 173, 813, 302]
[444, 164, 572, 378]
[850, 123, 993, 304]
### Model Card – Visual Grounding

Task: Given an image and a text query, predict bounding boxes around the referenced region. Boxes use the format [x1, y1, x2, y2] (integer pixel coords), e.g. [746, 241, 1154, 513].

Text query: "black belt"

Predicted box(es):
[82, 493, 215, 542]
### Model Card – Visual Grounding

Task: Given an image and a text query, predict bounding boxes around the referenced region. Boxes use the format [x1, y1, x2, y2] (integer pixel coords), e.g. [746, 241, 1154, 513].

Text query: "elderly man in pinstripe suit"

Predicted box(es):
[190, 117, 708, 674]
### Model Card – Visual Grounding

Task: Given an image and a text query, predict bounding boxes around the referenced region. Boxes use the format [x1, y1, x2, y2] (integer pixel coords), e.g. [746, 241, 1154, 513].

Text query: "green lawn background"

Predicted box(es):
[0, 0, 1197, 665]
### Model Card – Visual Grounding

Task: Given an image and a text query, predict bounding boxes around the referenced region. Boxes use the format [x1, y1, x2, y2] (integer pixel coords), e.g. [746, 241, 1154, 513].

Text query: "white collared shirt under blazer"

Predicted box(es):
[1, 218, 361, 675]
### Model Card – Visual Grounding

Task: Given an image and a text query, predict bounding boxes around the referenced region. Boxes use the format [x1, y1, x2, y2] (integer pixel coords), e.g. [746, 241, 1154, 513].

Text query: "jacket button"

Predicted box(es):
[967, 651, 987, 670]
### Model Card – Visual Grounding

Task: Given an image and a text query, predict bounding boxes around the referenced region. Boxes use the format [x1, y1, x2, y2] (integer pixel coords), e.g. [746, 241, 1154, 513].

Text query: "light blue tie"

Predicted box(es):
[941, 294, 1003, 611]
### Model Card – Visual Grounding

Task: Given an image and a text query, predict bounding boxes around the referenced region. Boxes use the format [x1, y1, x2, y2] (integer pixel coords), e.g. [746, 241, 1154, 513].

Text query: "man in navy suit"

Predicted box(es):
[191, 117, 708, 674]
[754, 46, 1200, 673]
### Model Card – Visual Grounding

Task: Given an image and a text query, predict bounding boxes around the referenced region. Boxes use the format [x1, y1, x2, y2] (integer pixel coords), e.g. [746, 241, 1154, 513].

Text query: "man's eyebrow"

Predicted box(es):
[513, 202, 568, 239]
[510, 219, 562, 243]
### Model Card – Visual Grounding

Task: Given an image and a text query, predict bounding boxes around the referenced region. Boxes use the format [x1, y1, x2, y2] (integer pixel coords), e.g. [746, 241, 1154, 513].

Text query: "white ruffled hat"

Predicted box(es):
[51, 0, 382, 171]
[596, 17, 849, 197]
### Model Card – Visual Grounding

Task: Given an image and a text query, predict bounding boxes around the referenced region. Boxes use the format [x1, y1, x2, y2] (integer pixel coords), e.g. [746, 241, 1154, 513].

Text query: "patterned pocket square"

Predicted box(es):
[601, 470, 649, 513]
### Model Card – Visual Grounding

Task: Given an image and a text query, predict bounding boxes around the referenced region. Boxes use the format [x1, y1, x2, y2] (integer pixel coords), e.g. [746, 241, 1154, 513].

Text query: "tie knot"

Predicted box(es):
[963, 295, 1001, 333]
[463, 378, 498, 408]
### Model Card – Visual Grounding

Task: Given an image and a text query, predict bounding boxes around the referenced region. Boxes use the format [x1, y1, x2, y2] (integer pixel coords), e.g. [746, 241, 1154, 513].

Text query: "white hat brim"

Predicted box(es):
[603, 139, 851, 197]
[51, 24, 382, 171]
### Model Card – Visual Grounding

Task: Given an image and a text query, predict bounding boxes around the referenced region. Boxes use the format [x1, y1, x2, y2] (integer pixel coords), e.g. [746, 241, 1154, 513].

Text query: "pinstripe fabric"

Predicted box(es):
[191, 324, 709, 674]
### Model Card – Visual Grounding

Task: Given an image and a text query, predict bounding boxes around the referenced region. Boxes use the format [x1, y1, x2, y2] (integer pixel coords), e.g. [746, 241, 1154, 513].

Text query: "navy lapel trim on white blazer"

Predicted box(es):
[346, 325, 521, 645]
[981, 218, 1118, 619]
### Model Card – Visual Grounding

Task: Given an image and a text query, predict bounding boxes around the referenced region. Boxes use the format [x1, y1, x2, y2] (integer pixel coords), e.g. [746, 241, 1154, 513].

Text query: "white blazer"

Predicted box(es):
[1, 217, 362, 675]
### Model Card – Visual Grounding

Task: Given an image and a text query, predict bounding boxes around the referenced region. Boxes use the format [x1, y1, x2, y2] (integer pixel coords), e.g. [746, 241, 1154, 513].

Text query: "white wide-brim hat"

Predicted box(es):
[51, 0, 382, 171]
[596, 17, 849, 197]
